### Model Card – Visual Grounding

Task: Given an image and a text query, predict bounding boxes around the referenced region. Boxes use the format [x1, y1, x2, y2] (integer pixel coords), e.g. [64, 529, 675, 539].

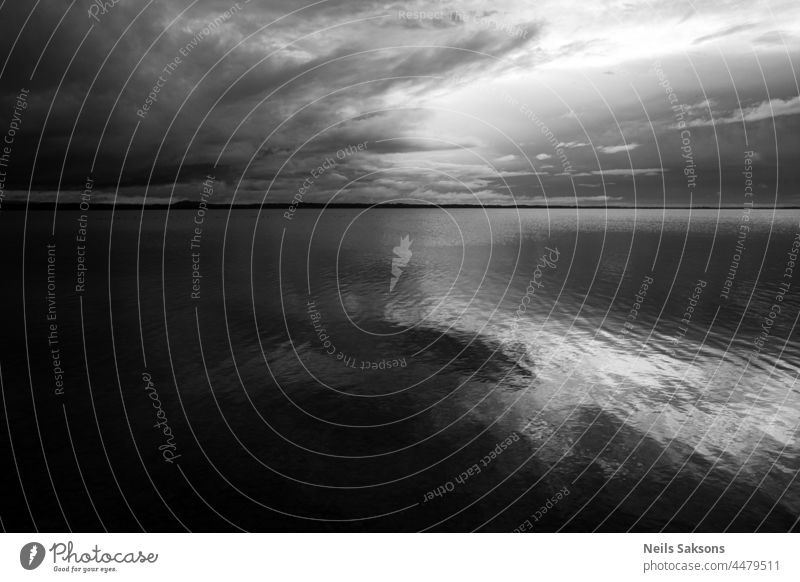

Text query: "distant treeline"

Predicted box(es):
[2, 201, 794, 210]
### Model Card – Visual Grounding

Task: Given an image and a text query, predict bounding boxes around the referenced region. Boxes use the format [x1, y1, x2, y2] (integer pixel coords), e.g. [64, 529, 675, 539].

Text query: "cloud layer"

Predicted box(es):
[0, 0, 798, 206]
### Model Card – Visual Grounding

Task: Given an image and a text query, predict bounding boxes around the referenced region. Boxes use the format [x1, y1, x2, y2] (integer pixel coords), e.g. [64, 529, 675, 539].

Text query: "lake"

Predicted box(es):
[2, 207, 799, 532]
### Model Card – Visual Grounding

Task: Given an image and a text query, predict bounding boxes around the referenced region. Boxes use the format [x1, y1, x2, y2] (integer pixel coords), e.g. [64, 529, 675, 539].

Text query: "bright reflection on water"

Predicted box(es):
[262, 208, 799, 531]
[16, 207, 794, 531]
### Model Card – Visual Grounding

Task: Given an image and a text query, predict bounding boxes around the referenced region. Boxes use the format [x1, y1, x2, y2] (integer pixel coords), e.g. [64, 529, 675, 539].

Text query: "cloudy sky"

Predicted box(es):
[1, 0, 799, 206]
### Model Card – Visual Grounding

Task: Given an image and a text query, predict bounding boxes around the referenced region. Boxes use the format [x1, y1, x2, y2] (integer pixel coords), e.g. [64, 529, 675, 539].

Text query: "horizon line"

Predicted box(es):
[3, 202, 798, 211]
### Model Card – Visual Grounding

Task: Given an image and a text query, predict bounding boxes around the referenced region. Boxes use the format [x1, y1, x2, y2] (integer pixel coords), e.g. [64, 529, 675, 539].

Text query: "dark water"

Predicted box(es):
[2, 207, 799, 532]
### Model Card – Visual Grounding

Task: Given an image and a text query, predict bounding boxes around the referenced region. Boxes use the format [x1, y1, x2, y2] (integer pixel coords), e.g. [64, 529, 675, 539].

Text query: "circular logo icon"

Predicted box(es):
[20, 542, 45, 570]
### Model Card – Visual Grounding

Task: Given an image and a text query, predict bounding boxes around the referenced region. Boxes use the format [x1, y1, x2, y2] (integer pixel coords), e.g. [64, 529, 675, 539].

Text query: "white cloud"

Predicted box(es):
[530, 195, 624, 205]
[535, 153, 552, 160]
[497, 170, 548, 177]
[596, 143, 640, 154]
[557, 141, 590, 149]
[685, 96, 800, 127]
[591, 168, 665, 176]
[495, 154, 518, 162]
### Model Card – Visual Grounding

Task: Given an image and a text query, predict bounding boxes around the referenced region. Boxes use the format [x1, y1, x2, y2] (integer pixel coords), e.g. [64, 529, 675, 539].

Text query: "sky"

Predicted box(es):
[0, 0, 799, 207]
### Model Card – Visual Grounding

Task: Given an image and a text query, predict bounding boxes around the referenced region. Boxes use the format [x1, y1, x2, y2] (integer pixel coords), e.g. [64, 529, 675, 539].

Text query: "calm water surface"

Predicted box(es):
[3, 208, 799, 531]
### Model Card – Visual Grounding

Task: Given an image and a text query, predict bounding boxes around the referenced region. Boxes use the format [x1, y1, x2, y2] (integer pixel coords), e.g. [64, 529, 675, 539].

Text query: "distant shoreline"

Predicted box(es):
[2, 202, 797, 211]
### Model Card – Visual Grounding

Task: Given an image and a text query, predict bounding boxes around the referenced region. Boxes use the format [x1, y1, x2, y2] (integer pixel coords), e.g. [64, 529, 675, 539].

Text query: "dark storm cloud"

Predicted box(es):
[0, 0, 540, 203]
[1, 0, 798, 206]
